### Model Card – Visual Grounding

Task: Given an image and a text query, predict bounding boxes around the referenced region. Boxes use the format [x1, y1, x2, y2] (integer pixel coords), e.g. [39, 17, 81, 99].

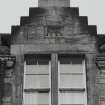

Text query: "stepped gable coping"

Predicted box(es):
[29, 7, 47, 17]
[96, 54, 105, 70]
[0, 33, 11, 48]
[29, 7, 79, 17]
[20, 16, 30, 26]
[11, 25, 20, 34]
[97, 34, 105, 52]
[88, 25, 97, 35]
[79, 16, 88, 25]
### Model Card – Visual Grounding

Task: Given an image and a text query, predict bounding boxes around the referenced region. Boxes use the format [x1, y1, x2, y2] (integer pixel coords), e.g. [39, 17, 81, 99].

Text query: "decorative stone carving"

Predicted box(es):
[96, 55, 105, 70]
[46, 26, 63, 37]
[99, 44, 105, 51]
[24, 26, 45, 40]
[0, 46, 9, 55]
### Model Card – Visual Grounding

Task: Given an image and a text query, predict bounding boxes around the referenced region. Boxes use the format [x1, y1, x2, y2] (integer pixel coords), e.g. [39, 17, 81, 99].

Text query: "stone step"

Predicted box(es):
[20, 16, 30, 26]
[1, 34, 11, 47]
[11, 25, 20, 34]
[29, 7, 46, 17]
[97, 34, 105, 47]
[88, 25, 97, 34]
[29, 7, 79, 17]
[79, 16, 88, 25]
[70, 7, 79, 16]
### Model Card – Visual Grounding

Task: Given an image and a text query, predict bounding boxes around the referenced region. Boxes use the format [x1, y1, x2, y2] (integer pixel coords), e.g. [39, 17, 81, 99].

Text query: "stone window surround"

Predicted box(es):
[23, 53, 87, 105]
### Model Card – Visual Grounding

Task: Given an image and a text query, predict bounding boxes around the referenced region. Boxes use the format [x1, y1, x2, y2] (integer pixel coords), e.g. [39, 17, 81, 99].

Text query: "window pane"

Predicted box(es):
[60, 64, 83, 74]
[38, 58, 49, 65]
[24, 75, 49, 89]
[25, 54, 50, 65]
[59, 55, 82, 64]
[101, 101, 105, 105]
[71, 57, 82, 64]
[25, 55, 37, 65]
[25, 65, 49, 74]
[60, 91, 84, 104]
[60, 75, 84, 88]
[2, 103, 12, 105]
[24, 92, 49, 104]
[59, 55, 85, 89]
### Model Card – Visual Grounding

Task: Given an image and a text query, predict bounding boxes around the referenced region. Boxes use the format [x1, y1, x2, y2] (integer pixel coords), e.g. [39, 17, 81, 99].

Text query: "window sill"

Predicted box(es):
[24, 88, 50, 92]
[59, 88, 85, 91]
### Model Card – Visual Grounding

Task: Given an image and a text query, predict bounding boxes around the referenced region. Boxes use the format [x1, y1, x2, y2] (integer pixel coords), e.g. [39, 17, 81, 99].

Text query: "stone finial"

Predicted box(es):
[38, 0, 70, 7]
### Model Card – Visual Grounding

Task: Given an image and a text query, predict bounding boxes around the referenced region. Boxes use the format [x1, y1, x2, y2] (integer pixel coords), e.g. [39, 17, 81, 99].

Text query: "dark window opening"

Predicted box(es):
[1, 36, 10, 48]
[58, 54, 83, 64]
[25, 54, 51, 65]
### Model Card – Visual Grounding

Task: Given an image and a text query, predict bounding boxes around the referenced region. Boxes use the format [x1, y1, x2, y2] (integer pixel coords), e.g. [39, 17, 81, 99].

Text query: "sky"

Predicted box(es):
[0, 0, 104, 34]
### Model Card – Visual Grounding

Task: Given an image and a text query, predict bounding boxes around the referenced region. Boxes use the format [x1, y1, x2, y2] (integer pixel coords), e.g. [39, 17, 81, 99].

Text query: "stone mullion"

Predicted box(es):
[86, 54, 97, 105]
[51, 53, 58, 105]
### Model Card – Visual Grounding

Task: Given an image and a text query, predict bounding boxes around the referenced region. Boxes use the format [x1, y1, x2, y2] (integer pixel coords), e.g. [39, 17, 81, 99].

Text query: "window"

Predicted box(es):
[23, 54, 87, 105]
[60, 91, 85, 104]
[23, 54, 51, 105]
[99, 96, 105, 105]
[58, 55, 87, 105]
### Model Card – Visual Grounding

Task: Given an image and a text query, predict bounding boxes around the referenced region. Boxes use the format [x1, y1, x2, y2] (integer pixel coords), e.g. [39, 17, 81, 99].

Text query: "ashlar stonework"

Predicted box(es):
[0, 0, 105, 105]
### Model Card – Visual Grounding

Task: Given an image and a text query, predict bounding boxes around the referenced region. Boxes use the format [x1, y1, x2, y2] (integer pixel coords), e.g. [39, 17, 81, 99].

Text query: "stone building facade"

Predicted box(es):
[0, 0, 105, 105]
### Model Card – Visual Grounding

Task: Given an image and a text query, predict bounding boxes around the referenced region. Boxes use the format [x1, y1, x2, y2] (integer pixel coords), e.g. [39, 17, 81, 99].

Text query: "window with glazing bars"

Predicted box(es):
[23, 54, 87, 105]
[58, 55, 87, 105]
[23, 54, 51, 105]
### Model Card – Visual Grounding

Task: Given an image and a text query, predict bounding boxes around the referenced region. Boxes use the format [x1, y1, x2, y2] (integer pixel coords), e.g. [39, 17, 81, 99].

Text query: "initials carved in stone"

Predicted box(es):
[46, 26, 63, 37]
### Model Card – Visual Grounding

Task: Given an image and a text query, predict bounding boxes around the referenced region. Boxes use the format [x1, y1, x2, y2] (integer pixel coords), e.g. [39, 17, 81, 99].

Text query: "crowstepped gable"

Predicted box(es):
[0, 0, 105, 105]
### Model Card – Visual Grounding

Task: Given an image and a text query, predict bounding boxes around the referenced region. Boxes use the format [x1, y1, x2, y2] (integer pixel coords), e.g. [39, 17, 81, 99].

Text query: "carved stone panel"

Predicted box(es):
[96, 55, 105, 69]
[96, 55, 105, 105]
[24, 26, 45, 40]
[46, 26, 64, 37]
